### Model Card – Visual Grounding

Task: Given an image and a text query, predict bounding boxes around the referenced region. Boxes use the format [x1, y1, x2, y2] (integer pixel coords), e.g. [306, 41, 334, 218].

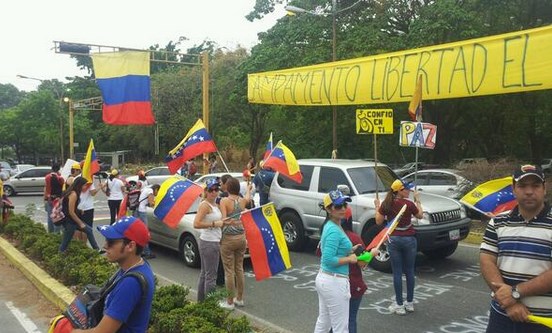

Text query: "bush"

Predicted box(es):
[1, 214, 253, 332]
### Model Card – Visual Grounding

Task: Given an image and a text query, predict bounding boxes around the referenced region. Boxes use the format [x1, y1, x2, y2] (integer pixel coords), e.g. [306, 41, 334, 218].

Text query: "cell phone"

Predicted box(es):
[353, 245, 364, 256]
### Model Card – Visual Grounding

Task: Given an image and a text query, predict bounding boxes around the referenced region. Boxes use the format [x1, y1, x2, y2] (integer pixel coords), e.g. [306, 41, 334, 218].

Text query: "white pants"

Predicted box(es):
[314, 271, 351, 333]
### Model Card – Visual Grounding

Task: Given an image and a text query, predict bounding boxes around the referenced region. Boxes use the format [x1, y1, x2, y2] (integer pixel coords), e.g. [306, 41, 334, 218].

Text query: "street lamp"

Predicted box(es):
[16, 75, 69, 161]
[285, 0, 362, 158]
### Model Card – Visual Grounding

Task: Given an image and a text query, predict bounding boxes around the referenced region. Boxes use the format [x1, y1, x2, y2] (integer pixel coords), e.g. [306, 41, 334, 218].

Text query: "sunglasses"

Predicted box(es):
[106, 238, 130, 248]
[333, 202, 348, 210]
[207, 187, 220, 193]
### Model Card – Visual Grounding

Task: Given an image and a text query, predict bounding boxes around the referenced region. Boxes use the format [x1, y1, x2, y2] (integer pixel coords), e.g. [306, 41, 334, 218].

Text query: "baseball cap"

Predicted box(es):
[323, 190, 352, 208]
[391, 179, 414, 192]
[97, 216, 150, 247]
[513, 164, 545, 182]
[205, 178, 220, 190]
[72, 162, 81, 170]
[110, 169, 119, 176]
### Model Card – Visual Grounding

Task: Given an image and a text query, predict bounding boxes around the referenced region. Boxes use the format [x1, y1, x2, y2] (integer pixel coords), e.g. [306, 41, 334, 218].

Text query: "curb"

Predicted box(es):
[0, 236, 74, 311]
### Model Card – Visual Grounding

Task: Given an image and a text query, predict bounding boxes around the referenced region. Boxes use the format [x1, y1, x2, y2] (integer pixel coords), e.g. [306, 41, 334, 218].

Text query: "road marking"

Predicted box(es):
[5, 301, 41, 333]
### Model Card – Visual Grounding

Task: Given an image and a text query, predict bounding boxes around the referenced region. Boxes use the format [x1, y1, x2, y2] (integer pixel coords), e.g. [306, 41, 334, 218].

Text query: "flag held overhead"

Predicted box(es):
[165, 119, 218, 174]
[82, 139, 100, 183]
[408, 75, 423, 122]
[263, 141, 302, 184]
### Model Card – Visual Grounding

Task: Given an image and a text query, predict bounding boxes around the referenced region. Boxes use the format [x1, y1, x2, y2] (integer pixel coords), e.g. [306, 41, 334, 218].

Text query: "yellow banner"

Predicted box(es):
[356, 109, 393, 134]
[248, 26, 552, 106]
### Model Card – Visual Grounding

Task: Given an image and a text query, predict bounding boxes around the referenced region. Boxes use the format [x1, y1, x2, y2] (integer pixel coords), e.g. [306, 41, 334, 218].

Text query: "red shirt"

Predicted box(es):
[345, 230, 367, 298]
[378, 198, 418, 236]
[44, 172, 64, 200]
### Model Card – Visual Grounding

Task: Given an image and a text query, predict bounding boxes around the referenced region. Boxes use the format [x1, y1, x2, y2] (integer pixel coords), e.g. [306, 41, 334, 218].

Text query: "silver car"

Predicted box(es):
[402, 169, 474, 199]
[3, 166, 51, 196]
[146, 173, 255, 267]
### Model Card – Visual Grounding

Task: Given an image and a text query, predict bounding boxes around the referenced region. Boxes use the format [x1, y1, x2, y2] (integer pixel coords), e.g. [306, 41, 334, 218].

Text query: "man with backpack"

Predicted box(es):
[44, 163, 64, 233]
[70, 216, 155, 333]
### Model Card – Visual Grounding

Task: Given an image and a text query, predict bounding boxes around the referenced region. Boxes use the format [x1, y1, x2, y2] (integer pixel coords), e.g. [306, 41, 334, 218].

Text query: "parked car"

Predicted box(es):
[402, 169, 474, 200]
[269, 159, 471, 273]
[13, 164, 35, 175]
[0, 161, 15, 179]
[542, 158, 552, 173]
[3, 166, 51, 196]
[393, 162, 439, 177]
[145, 173, 257, 267]
[125, 166, 173, 186]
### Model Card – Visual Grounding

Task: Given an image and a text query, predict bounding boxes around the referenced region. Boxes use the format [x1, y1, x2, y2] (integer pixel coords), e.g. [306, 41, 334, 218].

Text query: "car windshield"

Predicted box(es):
[347, 166, 397, 194]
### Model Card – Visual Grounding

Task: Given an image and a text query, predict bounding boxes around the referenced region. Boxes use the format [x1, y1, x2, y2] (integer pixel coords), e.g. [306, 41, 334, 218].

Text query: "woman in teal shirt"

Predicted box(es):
[314, 190, 358, 333]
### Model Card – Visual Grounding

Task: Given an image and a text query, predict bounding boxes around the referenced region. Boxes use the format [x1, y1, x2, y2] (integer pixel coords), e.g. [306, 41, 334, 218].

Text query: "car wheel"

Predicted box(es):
[361, 221, 391, 273]
[179, 234, 200, 268]
[422, 242, 458, 259]
[279, 211, 306, 252]
[3, 185, 15, 197]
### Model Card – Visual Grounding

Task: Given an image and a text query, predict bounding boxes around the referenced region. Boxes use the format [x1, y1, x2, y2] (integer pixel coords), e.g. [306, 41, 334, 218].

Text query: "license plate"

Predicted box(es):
[449, 229, 460, 240]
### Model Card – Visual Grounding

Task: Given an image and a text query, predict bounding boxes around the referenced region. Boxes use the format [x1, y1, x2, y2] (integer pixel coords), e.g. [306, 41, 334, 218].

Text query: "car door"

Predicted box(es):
[14, 169, 47, 193]
[313, 167, 354, 231]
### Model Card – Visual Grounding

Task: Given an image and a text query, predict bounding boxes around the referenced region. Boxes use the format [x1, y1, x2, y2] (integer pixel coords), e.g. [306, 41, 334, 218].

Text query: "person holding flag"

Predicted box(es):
[480, 165, 552, 333]
[374, 179, 423, 315]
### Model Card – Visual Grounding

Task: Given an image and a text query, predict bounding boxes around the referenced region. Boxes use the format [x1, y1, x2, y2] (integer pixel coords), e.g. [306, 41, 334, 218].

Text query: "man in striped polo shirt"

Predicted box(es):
[480, 164, 552, 332]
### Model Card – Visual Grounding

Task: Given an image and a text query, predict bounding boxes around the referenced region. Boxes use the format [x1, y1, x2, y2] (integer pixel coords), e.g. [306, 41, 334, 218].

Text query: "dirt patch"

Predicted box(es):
[0, 252, 60, 330]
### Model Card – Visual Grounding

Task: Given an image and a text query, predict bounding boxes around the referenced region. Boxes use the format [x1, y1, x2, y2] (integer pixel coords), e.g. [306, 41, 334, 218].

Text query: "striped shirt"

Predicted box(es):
[480, 204, 552, 317]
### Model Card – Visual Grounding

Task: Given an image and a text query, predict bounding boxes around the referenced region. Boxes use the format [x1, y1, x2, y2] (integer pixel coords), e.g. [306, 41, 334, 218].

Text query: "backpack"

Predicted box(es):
[63, 270, 148, 329]
[127, 190, 143, 211]
[50, 173, 63, 199]
[50, 197, 67, 225]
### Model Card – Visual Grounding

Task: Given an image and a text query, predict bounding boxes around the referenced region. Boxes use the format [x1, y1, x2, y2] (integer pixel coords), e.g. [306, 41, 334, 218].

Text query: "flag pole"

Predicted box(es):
[374, 133, 379, 201]
[216, 151, 230, 173]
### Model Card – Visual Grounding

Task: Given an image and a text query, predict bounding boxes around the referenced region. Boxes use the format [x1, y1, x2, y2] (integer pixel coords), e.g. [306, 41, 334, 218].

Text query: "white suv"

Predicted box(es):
[269, 159, 471, 272]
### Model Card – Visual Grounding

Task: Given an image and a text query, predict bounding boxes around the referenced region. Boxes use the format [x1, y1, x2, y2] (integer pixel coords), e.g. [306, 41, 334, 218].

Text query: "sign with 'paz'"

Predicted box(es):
[356, 109, 393, 134]
[399, 121, 437, 149]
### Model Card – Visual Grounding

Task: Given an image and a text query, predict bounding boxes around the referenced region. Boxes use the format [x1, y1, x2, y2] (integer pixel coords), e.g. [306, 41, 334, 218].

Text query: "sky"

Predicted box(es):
[1, 0, 286, 92]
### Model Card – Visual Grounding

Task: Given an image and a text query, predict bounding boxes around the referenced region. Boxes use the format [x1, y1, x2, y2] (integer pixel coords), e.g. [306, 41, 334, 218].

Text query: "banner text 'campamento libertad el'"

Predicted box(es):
[247, 25, 552, 106]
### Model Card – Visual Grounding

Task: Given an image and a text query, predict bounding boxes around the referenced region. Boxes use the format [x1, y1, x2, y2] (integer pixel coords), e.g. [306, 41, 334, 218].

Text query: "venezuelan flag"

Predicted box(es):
[165, 119, 218, 174]
[91, 51, 155, 125]
[82, 139, 100, 183]
[263, 141, 303, 184]
[262, 132, 273, 161]
[366, 204, 407, 250]
[241, 203, 292, 281]
[408, 75, 423, 122]
[460, 176, 516, 215]
[154, 176, 203, 228]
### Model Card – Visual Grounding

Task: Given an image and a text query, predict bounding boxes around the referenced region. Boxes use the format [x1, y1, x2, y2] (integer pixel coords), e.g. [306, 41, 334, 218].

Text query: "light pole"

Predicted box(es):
[16, 75, 68, 161]
[285, 1, 362, 158]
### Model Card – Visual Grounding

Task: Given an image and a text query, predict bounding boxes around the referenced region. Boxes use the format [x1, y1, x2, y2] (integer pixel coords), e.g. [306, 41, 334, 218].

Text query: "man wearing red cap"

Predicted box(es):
[72, 216, 155, 333]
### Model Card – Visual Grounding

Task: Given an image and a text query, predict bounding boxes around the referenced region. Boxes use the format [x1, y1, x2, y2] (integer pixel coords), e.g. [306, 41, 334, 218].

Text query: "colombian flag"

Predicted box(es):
[154, 176, 203, 228]
[91, 51, 155, 125]
[165, 119, 218, 174]
[263, 141, 302, 184]
[241, 203, 292, 281]
[82, 139, 100, 183]
[460, 176, 516, 215]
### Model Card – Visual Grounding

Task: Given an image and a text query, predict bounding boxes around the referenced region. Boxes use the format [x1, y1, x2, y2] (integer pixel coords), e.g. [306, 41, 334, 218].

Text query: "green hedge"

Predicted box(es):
[0, 214, 253, 333]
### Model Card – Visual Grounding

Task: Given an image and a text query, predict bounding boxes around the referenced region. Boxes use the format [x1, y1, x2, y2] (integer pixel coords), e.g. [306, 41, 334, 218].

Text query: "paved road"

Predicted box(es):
[8, 192, 492, 333]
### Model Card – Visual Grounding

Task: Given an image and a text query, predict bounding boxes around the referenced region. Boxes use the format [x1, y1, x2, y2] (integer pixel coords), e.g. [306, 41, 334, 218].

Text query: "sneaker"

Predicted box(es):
[218, 300, 235, 310]
[233, 298, 245, 307]
[404, 301, 414, 312]
[389, 303, 406, 315]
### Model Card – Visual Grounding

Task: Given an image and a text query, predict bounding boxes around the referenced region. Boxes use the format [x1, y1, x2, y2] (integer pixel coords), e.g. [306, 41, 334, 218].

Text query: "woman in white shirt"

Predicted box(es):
[193, 178, 225, 302]
[102, 169, 126, 225]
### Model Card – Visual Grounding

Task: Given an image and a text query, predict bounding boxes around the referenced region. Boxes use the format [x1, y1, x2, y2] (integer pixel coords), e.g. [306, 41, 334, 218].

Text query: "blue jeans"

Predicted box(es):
[44, 201, 60, 234]
[136, 211, 152, 255]
[59, 221, 99, 252]
[348, 296, 363, 333]
[486, 306, 552, 333]
[388, 235, 417, 305]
